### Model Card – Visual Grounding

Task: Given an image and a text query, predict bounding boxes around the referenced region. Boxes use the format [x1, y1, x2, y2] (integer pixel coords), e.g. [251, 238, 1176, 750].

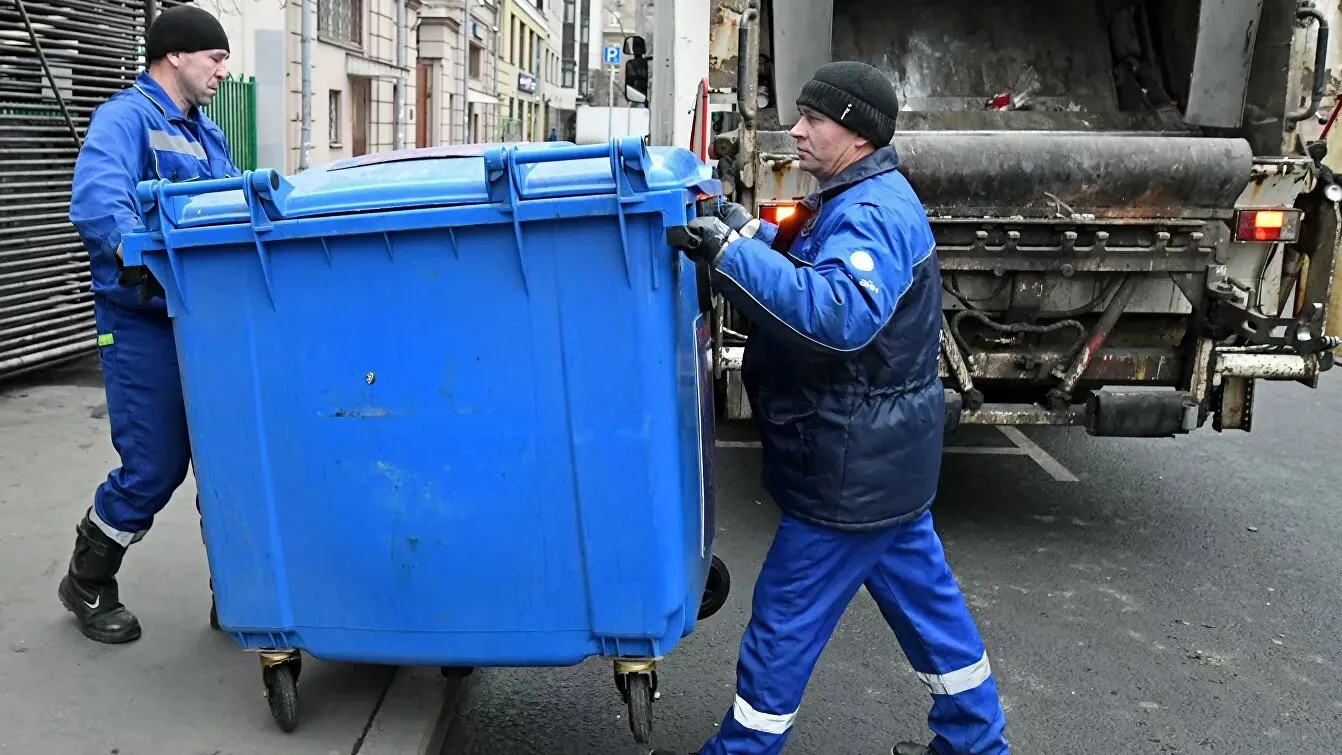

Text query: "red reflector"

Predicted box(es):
[759, 204, 797, 225]
[1236, 209, 1302, 242]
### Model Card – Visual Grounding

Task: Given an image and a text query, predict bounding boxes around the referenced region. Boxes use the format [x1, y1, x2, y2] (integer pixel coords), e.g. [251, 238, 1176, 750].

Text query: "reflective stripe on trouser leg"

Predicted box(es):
[91, 301, 192, 538]
[865, 511, 1010, 755]
[699, 514, 905, 755]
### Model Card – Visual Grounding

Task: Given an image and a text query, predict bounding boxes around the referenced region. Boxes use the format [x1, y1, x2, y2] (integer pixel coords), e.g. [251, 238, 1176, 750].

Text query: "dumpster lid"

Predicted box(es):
[170, 141, 714, 229]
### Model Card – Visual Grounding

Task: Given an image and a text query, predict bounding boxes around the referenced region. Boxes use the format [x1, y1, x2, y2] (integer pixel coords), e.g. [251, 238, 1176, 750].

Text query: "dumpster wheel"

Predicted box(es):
[261, 652, 302, 732]
[698, 555, 731, 621]
[614, 660, 657, 744]
[624, 671, 654, 743]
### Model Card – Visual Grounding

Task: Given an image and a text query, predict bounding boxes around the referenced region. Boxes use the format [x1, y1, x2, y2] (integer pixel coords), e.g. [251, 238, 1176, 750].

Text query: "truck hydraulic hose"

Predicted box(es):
[1046, 275, 1140, 410]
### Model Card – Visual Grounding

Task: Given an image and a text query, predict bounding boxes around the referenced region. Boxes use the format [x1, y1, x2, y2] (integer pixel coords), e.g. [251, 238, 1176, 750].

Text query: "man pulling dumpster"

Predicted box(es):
[662, 62, 1011, 755]
[58, 5, 237, 644]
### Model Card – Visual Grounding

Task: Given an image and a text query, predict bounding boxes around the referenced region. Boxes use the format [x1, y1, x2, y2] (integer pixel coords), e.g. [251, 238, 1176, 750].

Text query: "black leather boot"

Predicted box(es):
[893, 744, 933, 755]
[57, 512, 142, 644]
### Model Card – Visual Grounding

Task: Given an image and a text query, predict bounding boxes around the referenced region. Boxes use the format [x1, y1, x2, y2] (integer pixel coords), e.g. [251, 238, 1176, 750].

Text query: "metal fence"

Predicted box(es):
[203, 75, 258, 171]
[0, 0, 161, 380]
[0, 0, 202, 380]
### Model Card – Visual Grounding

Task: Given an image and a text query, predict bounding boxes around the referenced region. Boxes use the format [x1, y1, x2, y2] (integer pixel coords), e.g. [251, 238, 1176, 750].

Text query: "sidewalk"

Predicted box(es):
[0, 358, 462, 755]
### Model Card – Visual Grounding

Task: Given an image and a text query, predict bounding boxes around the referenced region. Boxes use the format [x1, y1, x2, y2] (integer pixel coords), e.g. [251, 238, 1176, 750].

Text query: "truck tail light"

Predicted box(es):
[759, 203, 797, 226]
[1235, 208, 1302, 243]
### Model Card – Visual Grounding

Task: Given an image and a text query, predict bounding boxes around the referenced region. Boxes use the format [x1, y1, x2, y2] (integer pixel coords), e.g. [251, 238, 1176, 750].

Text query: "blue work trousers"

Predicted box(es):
[90, 297, 192, 541]
[699, 511, 1009, 755]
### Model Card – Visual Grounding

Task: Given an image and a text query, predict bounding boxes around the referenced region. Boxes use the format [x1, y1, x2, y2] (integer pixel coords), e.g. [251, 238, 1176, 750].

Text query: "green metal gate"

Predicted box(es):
[203, 74, 257, 171]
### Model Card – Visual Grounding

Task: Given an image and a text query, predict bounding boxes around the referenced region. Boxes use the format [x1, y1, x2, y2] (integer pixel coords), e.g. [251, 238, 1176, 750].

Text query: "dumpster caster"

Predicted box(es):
[614, 659, 657, 744]
[261, 651, 302, 732]
[440, 666, 474, 679]
[698, 554, 731, 621]
[208, 577, 221, 631]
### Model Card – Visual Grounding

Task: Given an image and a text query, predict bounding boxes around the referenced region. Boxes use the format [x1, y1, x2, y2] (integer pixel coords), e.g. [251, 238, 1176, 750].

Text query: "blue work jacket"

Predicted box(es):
[70, 71, 238, 314]
[713, 146, 945, 531]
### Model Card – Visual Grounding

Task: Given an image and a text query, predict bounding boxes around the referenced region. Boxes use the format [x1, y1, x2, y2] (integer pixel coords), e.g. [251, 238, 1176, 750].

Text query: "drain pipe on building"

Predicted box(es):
[299, 0, 313, 170]
[394, 0, 406, 150]
[462, 0, 472, 144]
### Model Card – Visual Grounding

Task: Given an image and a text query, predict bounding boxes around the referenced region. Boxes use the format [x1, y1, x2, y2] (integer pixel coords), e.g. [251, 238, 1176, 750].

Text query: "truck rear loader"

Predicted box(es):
[625, 0, 1342, 437]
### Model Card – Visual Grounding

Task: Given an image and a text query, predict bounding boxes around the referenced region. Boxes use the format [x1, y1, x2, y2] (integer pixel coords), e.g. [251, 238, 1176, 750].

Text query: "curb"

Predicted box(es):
[356, 666, 474, 755]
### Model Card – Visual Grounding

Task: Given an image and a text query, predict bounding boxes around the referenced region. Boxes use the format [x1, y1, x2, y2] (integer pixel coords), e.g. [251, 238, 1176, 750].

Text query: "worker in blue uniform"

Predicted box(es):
[662, 62, 1011, 755]
[58, 5, 237, 645]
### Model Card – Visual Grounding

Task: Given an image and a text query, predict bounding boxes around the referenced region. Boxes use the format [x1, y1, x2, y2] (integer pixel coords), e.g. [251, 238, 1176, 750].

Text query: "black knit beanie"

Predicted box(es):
[146, 5, 230, 61]
[795, 61, 899, 146]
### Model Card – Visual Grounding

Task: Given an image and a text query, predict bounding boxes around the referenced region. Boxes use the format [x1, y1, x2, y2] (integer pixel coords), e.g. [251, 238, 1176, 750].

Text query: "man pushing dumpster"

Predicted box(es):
[663, 62, 1011, 755]
[58, 5, 236, 645]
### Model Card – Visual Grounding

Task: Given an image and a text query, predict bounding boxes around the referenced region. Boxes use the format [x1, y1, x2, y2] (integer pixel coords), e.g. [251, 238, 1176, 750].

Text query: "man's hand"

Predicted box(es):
[716, 201, 756, 234]
[666, 216, 734, 266]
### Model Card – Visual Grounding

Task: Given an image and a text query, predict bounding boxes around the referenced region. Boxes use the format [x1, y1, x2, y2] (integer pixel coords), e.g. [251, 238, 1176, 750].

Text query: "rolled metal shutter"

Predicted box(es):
[0, 0, 188, 380]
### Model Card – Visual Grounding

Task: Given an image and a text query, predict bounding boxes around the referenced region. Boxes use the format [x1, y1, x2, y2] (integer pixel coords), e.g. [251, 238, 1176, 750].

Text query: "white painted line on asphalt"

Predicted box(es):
[716, 440, 1031, 459]
[943, 446, 1028, 456]
[996, 426, 1080, 482]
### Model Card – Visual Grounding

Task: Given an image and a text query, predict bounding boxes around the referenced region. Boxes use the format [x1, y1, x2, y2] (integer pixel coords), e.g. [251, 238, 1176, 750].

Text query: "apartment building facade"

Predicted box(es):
[197, 0, 423, 172]
[201, 0, 598, 159]
[417, 0, 502, 146]
[497, 0, 549, 141]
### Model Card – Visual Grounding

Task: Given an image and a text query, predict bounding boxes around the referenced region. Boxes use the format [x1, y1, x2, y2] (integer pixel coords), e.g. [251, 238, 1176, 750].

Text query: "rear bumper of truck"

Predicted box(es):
[715, 344, 1334, 437]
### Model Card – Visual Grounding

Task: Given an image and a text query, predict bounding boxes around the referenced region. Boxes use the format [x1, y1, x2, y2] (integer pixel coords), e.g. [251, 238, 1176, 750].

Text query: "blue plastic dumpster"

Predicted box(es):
[119, 137, 730, 741]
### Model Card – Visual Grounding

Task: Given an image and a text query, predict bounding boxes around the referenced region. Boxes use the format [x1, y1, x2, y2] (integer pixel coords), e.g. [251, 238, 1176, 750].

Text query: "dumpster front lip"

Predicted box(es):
[135, 144, 719, 236]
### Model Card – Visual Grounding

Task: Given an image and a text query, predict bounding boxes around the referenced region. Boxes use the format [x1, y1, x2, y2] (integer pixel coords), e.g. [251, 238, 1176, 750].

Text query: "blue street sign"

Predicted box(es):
[603, 44, 622, 65]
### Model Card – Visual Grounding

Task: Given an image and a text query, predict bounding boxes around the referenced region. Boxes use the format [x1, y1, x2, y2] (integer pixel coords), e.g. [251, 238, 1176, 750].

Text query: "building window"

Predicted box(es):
[562, 61, 575, 88]
[318, 0, 362, 46]
[511, 16, 518, 64]
[469, 42, 485, 80]
[564, 0, 574, 23]
[329, 90, 343, 145]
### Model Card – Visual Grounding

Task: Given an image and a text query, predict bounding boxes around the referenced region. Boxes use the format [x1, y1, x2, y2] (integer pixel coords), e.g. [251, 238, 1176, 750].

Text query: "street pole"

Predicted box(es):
[394, 0, 405, 150]
[607, 63, 615, 139]
[462, 0, 471, 144]
[299, 0, 313, 170]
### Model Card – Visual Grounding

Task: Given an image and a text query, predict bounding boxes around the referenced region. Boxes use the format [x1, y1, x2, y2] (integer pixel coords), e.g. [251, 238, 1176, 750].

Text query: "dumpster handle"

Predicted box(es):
[482, 136, 652, 204]
[483, 137, 651, 289]
[134, 169, 294, 234]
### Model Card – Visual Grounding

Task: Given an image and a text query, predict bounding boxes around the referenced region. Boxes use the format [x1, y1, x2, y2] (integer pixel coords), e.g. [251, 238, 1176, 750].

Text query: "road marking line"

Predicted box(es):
[943, 446, 1027, 456]
[716, 441, 1028, 458]
[996, 426, 1080, 482]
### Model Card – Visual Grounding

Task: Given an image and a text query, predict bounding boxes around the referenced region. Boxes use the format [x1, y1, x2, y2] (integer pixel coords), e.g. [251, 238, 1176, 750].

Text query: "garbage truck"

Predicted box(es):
[623, 0, 1342, 436]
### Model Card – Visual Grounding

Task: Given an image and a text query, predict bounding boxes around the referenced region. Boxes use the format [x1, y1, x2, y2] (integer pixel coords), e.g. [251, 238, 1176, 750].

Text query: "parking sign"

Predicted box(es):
[603, 44, 622, 65]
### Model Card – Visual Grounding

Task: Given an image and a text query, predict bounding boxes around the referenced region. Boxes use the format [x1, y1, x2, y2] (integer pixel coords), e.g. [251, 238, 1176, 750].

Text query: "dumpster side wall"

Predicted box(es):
[143, 181, 713, 667]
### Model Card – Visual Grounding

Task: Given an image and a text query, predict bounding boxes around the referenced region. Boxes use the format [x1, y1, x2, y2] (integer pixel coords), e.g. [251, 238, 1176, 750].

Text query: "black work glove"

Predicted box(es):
[117, 265, 165, 303]
[666, 216, 734, 266]
[716, 200, 757, 235]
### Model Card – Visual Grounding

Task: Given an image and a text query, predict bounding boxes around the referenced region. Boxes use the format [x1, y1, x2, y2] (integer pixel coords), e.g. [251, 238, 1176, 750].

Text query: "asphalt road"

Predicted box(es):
[439, 378, 1342, 755]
